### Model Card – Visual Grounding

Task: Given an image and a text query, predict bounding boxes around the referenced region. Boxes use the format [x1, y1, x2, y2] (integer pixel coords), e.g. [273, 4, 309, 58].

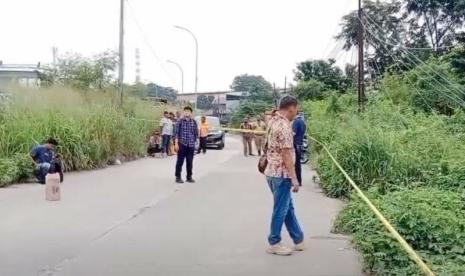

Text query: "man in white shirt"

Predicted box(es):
[160, 111, 174, 157]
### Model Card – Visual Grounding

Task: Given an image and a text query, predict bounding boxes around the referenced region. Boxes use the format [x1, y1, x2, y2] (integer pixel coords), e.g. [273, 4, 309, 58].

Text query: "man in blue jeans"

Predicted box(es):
[264, 96, 304, 256]
[293, 112, 306, 186]
[174, 106, 198, 184]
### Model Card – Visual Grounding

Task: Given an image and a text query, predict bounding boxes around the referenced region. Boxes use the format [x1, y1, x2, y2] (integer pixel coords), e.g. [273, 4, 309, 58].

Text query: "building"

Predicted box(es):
[176, 91, 246, 121]
[0, 62, 42, 90]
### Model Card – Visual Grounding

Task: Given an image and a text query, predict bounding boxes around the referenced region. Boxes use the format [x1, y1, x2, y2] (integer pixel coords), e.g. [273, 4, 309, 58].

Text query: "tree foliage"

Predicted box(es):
[294, 59, 352, 91]
[230, 74, 274, 103]
[41, 50, 118, 90]
[293, 79, 327, 101]
[404, 0, 465, 52]
[336, 0, 465, 77]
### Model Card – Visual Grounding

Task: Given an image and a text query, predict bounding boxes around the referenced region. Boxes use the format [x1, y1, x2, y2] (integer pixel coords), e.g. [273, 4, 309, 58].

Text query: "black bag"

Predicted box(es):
[49, 158, 64, 183]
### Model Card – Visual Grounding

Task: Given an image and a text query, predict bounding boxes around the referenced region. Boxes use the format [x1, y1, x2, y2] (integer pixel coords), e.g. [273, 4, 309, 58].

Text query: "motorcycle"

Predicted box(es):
[300, 135, 309, 164]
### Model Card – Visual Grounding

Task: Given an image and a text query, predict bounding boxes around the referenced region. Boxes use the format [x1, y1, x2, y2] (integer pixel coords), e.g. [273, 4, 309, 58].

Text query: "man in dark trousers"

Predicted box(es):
[292, 112, 306, 186]
[174, 106, 198, 184]
[30, 138, 58, 184]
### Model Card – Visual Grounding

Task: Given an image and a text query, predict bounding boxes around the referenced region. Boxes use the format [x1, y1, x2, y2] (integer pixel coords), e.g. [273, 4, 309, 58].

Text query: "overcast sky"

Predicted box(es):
[0, 0, 357, 92]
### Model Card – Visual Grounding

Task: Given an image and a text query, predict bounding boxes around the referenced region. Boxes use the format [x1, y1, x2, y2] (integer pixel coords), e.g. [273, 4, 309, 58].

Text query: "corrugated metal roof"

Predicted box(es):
[0, 64, 42, 73]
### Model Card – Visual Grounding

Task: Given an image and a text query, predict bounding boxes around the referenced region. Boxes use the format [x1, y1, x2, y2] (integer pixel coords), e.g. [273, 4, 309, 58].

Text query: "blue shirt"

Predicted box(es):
[176, 117, 198, 148]
[31, 145, 54, 163]
[292, 116, 306, 147]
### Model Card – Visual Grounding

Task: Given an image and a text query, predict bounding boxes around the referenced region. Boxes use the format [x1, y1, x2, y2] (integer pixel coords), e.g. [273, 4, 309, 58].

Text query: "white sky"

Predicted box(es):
[0, 0, 357, 92]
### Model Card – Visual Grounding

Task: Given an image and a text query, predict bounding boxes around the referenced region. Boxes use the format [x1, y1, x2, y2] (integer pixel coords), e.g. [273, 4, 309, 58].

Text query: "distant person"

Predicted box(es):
[240, 117, 254, 157]
[198, 116, 209, 154]
[175, 106, 198, 184]
[264, 110, 276, 126]
[30, 138, 58, 184]
[160, 111, 174, 158]
[169, 112, 177, 156]
[254, 116, 267, 156]
[147, 130, 162, 157]
[264, 96, 304, 256]
[293, 112, 306, 186]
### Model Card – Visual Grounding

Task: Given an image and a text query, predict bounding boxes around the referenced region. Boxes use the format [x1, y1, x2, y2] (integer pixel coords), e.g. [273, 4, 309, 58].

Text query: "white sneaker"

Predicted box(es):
[295, 242, 305, 251]
[266, 243, 293, 256]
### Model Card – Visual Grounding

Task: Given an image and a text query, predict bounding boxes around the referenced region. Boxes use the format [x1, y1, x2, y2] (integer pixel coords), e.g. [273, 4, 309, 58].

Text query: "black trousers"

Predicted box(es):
[295, 148, 302, 186]
[198, 137, 207, 153]
[175, 144, 195, 179]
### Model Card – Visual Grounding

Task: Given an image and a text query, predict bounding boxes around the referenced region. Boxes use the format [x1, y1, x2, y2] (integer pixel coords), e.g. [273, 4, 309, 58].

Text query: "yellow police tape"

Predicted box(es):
[223, 127, 435, 276]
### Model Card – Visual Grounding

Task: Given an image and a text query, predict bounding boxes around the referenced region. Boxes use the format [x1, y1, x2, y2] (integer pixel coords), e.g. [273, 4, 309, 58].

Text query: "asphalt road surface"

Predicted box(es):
[0, 136, 362, 276]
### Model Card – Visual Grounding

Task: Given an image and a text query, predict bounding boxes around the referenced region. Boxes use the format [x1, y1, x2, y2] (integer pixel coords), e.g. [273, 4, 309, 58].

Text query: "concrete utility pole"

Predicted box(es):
[118, 0, 125, 106]
[52, 47, 58, 68]
[284, 76, 287, 94]
[357, 0, 365, 112]
[135, 48, 141, 83]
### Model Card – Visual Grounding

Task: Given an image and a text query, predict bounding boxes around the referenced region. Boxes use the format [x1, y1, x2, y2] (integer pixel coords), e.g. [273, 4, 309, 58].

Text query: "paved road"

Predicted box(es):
[0, 137, 362, 276]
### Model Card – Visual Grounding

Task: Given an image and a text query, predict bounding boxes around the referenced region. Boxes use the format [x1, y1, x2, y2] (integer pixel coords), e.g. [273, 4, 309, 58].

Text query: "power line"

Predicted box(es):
[126, 1, 175, 83]
[363, 13, 465, 96]
[361, 18, 465, 108]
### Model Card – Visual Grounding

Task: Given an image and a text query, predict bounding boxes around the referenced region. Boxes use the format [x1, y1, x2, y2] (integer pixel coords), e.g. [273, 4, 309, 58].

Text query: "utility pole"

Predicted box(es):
[135, 48, 141, 83]
[357, 0, 365, 112]
[284, 76, 287, 94]
[118, 0, 125, 106]
[52, 47, 58, 68]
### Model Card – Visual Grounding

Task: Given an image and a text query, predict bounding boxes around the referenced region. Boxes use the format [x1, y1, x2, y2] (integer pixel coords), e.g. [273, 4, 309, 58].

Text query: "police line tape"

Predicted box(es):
[223, 127, 435, 276]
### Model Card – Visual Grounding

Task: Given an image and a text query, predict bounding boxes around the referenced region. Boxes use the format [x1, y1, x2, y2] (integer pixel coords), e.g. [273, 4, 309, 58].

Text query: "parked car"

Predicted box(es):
[195, 116, 225, 150]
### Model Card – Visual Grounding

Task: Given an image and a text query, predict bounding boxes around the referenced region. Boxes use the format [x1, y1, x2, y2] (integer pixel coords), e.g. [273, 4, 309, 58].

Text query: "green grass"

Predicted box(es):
[305, 92, 465, 275]
[0, 86, 163, 186]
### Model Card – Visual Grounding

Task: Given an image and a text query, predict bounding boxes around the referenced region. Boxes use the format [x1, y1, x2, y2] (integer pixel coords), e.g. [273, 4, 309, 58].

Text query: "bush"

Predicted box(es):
[0, 87, 162, 186]
[334, 188, 465, 275]
[305, 79, 465, 274]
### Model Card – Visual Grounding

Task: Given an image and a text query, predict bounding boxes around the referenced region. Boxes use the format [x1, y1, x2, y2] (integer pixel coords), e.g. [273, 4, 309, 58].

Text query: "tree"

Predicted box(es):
[197, 95, 215, 109]
[293, 80, 326, 101]
[404, 0, 465, 53]
[144, 83, 177, 102]
[230, 74, 274, 103]
[41, 50, 118, 90]
[230, 100, 271, 126]
[336, 0, 405, 75]
[294, 59, 349, 91]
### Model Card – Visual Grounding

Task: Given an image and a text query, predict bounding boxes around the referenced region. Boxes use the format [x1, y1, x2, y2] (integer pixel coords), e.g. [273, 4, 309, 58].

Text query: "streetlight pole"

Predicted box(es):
[166, 60, 184, 93]
[174, 25, 198, 109]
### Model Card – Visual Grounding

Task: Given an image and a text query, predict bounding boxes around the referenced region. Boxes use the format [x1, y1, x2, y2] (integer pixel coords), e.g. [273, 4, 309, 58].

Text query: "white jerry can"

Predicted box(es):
[45, 173, 61, 201]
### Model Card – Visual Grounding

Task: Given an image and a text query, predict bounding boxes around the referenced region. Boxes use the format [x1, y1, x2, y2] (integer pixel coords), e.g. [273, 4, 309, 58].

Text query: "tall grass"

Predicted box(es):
[305, 93, 465, 275]
[0, 86, 163, 186]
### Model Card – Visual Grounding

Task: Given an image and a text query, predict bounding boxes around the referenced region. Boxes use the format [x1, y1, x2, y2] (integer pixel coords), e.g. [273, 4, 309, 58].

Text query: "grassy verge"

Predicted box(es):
[304, 94, 465, 275]
[0, 87, 162, 187]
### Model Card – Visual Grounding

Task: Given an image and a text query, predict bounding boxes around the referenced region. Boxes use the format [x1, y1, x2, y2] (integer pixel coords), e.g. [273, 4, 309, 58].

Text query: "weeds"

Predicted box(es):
[0, 87, 162, 186]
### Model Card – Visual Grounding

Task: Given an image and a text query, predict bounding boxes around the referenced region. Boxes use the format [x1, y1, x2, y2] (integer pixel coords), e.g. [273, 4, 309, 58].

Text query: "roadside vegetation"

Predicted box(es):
[0, 51, 164, 187]
[294, 0, 465, 274]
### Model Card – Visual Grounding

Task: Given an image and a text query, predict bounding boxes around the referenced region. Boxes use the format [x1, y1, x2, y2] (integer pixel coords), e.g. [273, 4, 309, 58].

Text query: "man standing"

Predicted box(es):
[293, 112, 306, 186]
[175, 106, 198, 184]
[264, 96, 304, 256]
[240, 117, 254, 157]
[197, 116, 209, 154]
[160, 111, 174, 158]
[30, 138, 58, 184]
[254, 116, 267, 156]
